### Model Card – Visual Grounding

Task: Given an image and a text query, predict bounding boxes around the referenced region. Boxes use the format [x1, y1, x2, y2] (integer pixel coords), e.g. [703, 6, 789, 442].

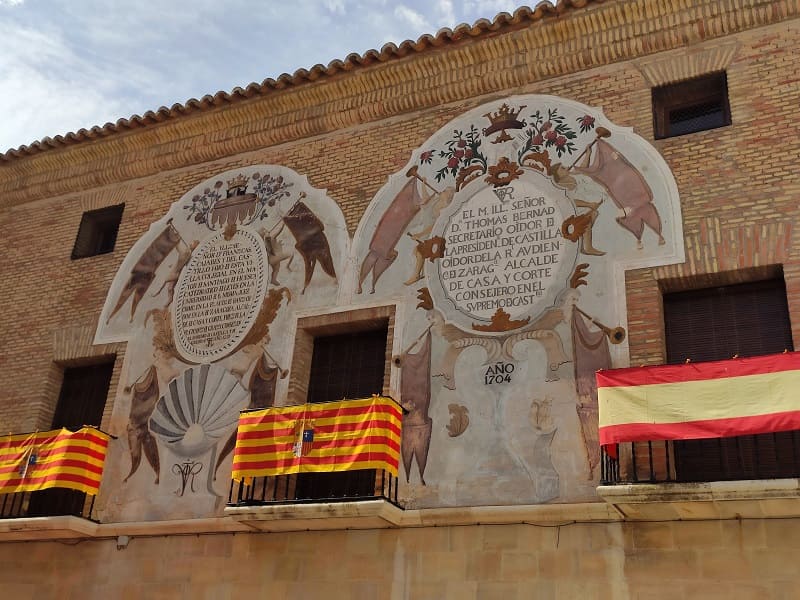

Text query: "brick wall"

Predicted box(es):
[0, 2, 797, 442]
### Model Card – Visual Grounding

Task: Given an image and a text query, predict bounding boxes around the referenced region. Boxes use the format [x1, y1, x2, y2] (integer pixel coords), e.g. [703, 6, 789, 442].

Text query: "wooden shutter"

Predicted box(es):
[307, 327, 388, 404]
[296, 326, 389, 499]
[664, 278, 796, 482]
[28, 361, 115, 517]
[51, 362, 115, 429]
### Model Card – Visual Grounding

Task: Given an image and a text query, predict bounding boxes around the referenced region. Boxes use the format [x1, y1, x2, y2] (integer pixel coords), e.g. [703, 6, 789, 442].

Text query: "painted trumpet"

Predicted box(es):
[574, 307, 626, 344]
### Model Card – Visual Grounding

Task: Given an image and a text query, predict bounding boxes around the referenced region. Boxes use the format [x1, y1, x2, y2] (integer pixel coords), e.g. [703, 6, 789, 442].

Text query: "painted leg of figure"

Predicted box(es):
[123, 425, 143, 483]
[434, 345, 463, 390]
[580, 211, 605, 256]
[403, 247, 426, 286]
[269, 259, 283, 286]
[141, 431, 161, 484]
[615, 210, 646, 250]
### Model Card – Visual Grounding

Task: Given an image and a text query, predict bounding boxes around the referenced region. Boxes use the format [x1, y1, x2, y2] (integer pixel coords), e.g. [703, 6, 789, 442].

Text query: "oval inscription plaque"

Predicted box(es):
[429, 174, 577, 331]
[173, 229, 268, 362]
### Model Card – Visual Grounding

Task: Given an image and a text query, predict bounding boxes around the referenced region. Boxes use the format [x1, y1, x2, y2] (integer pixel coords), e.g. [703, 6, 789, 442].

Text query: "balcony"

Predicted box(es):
[1, 489, 97, 520]
[601, 433, 800, 485]
[0, 427, 109, 541]
[224, 396, 405, 530]
[596, 353, 800, 520]
[228, 468, 400, 506]
[225, 469, 403, 531]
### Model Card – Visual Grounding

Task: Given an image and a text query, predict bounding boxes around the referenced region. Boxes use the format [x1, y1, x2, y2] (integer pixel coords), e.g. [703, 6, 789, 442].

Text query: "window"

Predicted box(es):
[27, 360, 115, 517]
[71, 204, 124, 259]
[652, 72, 731, 139]
[663, 277, 796, 482]
[50, 361, 115, 430]
[307, 328, 388, 404]
[295, 325, 390, 500]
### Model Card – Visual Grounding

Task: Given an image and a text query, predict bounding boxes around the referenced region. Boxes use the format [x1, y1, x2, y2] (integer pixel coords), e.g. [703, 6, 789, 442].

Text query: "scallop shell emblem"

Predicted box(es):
[149, 364, 249, 457]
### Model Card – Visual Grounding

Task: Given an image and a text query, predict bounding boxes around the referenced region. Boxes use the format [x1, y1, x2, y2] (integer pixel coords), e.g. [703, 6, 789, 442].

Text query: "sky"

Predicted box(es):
[0, 0, 523, 153]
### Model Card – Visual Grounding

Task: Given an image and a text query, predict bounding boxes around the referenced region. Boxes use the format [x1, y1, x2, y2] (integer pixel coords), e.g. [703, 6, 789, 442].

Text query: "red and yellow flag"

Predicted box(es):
[0, 427, 110, 496]
[231, 396, 402, 480]
[598, 352, 800, 447]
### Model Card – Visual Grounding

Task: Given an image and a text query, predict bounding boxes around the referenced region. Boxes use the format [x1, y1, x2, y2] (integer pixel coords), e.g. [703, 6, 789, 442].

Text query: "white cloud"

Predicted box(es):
[323, 0, 347, 14]
[462, 0, 519, 16]
[435, 0, 456, 26]
[393, 5, 431, 32]
[0, 0, 518, 151]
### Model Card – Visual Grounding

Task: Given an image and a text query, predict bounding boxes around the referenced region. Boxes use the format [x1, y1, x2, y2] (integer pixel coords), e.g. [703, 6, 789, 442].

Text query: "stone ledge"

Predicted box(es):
[0, 501, 620, 542]
[0, 515, 97, 541]
[598, 478, 800, 520]
[226, 499, 405, 532]
[6, 485, 798, 543]
[226, 500, 622, 532]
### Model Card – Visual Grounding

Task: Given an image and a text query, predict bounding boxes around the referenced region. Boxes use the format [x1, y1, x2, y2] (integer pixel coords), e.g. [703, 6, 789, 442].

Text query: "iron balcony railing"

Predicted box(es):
[601, 431, 800, 484]
[228, 468, 401, 508]
[0, 488, 97, 520]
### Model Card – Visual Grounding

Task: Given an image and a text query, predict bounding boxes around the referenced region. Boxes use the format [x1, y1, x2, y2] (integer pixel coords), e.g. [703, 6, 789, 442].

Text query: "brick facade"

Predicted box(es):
[1, 0, 799, 596]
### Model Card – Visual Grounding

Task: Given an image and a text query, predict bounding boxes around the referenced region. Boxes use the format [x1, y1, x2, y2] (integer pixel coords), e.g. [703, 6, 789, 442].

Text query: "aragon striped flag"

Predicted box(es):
[231, 396, 402, 480]
[597, 351, 800, 448]
[0, 427, 110, 496]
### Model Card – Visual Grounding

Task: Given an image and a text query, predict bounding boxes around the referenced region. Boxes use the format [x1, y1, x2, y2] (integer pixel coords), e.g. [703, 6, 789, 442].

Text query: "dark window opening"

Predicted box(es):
[50, 362, 115, 431]
[663, 277, 795, 482]
[27, 361, 114, 518]
[297, 326, 389, 499]
[652, 72, 731, 139]
[307, 327, 388, 404]
[71, 204, 124, 259]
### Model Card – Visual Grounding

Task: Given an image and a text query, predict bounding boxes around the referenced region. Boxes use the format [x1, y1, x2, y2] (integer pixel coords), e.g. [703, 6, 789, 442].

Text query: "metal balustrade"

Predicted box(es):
[0, 488, 96, 520]
[601, 431, 800, 484]
[228, 468, 401, 508]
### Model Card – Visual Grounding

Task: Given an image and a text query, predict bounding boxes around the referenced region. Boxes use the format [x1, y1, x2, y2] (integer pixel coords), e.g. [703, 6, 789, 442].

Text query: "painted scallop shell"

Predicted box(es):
[149, 364, 248, 457]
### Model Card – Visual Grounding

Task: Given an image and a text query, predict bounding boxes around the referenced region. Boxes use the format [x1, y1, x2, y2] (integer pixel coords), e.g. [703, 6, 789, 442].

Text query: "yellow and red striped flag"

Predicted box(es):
[597, 352, 800, 448]
[231, 396, 402, 480]
[0, 427, 110, 496]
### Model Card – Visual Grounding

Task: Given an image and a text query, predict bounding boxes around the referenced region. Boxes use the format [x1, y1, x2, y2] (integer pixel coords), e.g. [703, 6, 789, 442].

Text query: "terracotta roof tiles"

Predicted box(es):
[0, 0, 599, 163]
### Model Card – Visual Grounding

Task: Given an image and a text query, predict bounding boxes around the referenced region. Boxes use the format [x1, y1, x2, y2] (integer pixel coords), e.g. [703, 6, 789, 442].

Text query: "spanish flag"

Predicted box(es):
[232, 396, 402, 480]
[0, 427, 110, 496]
[598, 352, 800, 447]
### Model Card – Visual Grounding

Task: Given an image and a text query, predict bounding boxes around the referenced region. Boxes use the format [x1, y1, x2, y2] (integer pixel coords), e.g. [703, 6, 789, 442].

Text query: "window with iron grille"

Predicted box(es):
[663, 277, 796, 482]
[71, 204, 124, 259]
[652, 72, 731, 139]
[295, 326, 389, 499]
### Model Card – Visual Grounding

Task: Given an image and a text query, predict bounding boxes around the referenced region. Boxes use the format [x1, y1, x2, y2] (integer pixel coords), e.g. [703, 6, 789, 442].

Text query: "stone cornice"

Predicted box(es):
[1, 0, 797, 207]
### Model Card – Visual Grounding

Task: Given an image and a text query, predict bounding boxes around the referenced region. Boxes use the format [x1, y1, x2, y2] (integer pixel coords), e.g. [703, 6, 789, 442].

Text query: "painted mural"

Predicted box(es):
[96, 166, 349, 521]
[94, 94, 683, 519]
[350, 95, 683, 507]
